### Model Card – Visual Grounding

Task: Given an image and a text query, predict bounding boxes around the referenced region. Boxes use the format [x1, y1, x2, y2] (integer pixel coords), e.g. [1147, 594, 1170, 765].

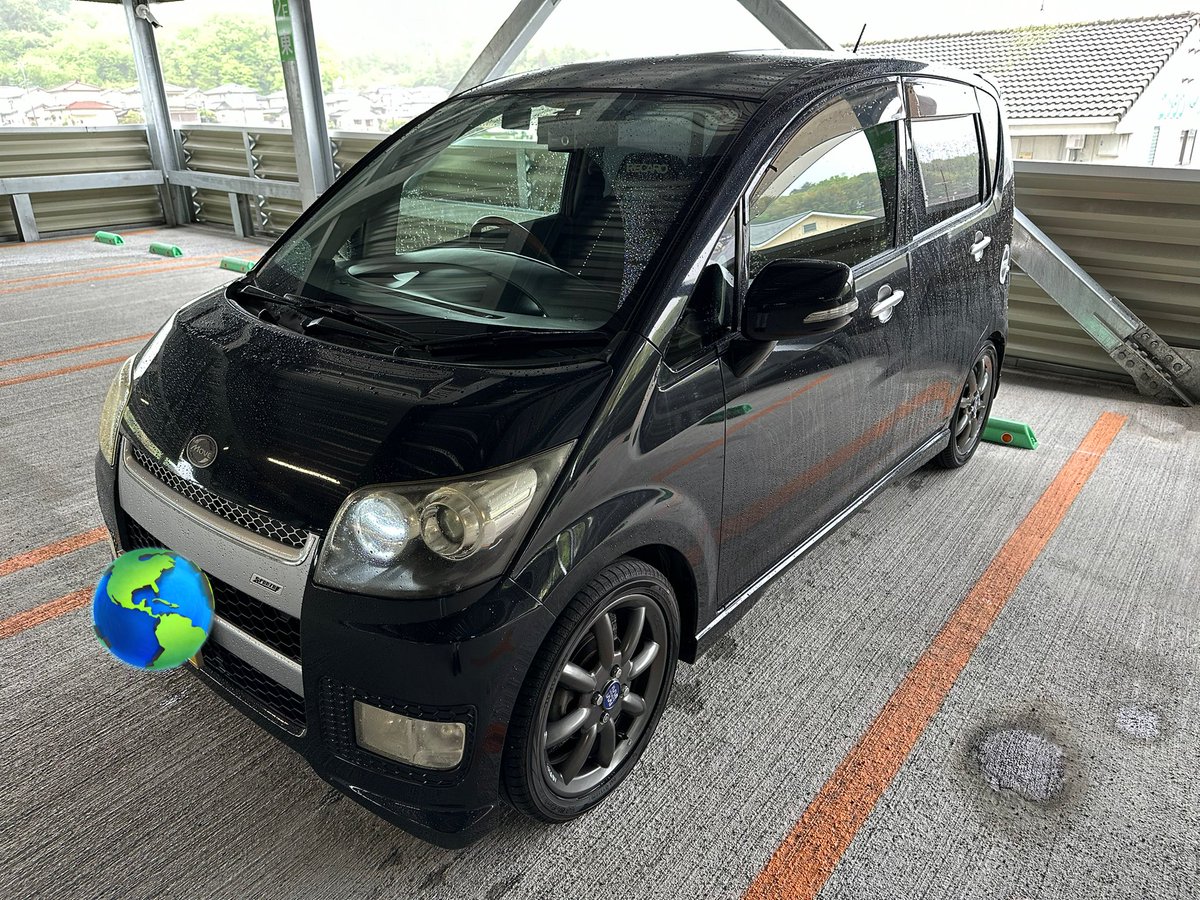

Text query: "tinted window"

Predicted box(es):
[748, 121, 898, 275]
[663, 212, 736, 370]
[910, 115, 982, 228]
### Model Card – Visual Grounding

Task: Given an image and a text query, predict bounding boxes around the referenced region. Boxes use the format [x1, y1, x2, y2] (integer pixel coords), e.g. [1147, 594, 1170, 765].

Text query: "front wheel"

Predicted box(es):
[935, 341, 998, 469]
[503, 558, 679, 823]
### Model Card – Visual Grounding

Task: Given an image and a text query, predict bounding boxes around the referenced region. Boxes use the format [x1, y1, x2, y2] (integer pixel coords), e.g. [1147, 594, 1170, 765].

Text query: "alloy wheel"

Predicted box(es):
[953, 352, 994, 455]
[537, 592, 669, 797]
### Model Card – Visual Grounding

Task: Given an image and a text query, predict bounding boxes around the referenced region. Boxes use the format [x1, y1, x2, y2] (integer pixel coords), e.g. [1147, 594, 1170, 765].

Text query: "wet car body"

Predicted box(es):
[95, 50, 1012, 846]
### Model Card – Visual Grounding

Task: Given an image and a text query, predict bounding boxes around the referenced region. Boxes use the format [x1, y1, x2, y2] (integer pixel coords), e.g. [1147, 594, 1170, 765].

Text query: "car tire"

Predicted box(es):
[502, 557, 680, 823]
[934, 340, 999, 469]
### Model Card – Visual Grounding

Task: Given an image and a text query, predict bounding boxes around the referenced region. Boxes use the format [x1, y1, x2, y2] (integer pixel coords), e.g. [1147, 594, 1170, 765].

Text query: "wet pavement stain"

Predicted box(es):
[1115, 705, 1161, 741]
[977, 728, 1066, 802]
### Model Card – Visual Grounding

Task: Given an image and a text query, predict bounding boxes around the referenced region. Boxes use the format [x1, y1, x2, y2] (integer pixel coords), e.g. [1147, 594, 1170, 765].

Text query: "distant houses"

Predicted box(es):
[0, 81, 449, 132]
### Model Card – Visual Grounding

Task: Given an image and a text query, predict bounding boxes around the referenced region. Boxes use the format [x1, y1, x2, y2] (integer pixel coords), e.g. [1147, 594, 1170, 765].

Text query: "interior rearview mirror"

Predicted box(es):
[742, 259, 857, 341]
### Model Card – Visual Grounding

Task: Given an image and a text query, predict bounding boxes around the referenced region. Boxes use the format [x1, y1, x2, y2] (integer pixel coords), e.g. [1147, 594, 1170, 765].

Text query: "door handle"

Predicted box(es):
[970, 231, 992, 262]
[869, 286, 905, 323]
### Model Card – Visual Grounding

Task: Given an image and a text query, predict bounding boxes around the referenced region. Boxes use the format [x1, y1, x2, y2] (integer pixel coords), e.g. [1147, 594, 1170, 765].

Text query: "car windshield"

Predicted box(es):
[249, 90, 756, 356]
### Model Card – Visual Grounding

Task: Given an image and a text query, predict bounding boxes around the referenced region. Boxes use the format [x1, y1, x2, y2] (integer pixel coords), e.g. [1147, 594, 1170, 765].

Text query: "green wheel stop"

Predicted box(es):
[149, 242, 184, 258]
[94, 231, 124, 245]
[982, 417, 1038, 450]
[219, 257, 255, 273]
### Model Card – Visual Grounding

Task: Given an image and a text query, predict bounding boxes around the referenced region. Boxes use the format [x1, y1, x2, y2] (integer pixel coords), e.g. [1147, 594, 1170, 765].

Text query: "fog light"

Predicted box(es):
[353, 700, 465, 770]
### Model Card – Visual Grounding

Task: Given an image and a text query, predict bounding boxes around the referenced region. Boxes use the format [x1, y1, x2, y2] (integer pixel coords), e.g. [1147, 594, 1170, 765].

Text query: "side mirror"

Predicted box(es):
[742, 259, 857, 341]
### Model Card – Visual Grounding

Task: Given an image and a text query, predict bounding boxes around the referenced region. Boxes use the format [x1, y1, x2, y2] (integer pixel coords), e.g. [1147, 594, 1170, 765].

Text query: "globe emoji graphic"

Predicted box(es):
[92, 548, 214, 670]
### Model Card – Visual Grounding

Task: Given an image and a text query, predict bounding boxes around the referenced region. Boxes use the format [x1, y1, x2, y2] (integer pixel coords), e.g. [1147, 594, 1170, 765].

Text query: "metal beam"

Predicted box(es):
[166, 169, 303, 201]
[8, 194, 39, 242]
[734, 0, 833, 50]
[1012, 209, 1199, 405]
[273, 0, 334, 206]
[453, 0, 565, 95]
[0, 170, 164, 194]
[122, 0, 187, 226]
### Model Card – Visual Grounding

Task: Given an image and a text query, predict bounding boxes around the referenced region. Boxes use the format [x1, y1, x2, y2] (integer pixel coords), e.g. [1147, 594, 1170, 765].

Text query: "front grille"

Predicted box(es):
[319, 678, 475, 786]
[123, 516, 302, 664]
[130, 444, 310, 550]
[199, 640, 306, 734]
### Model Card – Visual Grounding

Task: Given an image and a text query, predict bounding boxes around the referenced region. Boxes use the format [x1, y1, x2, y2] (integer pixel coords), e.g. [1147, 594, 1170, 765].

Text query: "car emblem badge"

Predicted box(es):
[185, 434, 219, 468]
[251, 574, 282, 594]
[602, 680, 621, 710]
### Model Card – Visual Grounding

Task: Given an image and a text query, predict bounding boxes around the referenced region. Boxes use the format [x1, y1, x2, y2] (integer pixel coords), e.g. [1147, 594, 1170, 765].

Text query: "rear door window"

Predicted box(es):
[906, 79, 984, 230]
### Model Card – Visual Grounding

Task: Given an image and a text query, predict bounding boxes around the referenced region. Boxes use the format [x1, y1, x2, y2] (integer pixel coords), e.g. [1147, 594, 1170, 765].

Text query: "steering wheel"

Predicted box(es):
[469, 215, 556, 265]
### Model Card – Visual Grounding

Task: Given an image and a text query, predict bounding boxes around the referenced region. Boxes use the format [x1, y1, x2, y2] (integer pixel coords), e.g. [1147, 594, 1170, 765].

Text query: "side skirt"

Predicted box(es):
[693, 426, 951, 657]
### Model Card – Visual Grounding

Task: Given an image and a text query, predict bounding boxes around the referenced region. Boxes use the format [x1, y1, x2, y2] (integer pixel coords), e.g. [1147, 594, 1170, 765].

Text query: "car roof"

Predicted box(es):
[468, 50, 982, 102]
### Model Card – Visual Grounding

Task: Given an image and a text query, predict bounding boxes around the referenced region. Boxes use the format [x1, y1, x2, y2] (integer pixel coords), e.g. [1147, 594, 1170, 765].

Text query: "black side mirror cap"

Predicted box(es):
[742, 259, 857, 341]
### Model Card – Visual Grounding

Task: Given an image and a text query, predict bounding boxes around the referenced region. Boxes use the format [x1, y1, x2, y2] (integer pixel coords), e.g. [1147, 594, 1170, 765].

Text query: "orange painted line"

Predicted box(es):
[744, 411, 1128, 900]
[0, 251, 257, 297]
[0, 354, 129, 389]
[653, 374, 834, 483]
[0, 249, 259, 288]
[0, 258, 168, 288]
[0, 526, 108, 579]
[0, 589, 92, 640]
[0, 333, 153, 369]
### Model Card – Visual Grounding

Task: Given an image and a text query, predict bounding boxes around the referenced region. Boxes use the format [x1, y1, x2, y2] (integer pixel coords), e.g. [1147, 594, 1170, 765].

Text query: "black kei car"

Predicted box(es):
[95, 51, 1012, 846]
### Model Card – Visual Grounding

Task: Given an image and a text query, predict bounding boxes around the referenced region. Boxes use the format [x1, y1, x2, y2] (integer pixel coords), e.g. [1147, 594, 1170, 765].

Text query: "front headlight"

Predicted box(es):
[316, 442, 573, 598]
[98, 356, 134, 466]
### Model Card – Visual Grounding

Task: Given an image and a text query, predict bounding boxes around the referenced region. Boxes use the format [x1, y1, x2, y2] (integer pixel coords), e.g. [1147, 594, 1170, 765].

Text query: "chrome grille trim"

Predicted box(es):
[119, 441, 312, 617]
[129, 444, 310, 550]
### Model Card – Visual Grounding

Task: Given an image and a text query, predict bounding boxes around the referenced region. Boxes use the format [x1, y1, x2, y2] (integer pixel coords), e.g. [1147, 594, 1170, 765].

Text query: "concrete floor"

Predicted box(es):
[1, 228, 1197, 899]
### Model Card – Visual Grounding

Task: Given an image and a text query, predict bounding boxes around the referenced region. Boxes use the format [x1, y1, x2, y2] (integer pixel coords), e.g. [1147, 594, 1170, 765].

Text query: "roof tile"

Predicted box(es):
[860, 13, 1198, 120]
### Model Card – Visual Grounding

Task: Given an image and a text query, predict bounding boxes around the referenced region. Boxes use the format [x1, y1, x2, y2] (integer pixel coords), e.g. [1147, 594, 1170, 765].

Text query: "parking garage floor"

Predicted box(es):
[1, 228, 1197, 900]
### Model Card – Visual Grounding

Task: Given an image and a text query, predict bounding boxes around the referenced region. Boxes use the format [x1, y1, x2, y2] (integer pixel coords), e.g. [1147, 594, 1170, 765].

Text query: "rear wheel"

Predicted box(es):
[935, 341, 998, 469]
[503, 557, 679, 822]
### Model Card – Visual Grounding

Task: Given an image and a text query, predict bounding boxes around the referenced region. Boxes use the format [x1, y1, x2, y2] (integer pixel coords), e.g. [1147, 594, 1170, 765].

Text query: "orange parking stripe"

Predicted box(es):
[0, 354, 129, 389]
[0, 251, 255, 297]
[0, 259, 170, 288]
[0, 333, 153, 369]
[0, 527, 108, 579]
[744, 411, 1128, 900]
[0, 589, 92, 640]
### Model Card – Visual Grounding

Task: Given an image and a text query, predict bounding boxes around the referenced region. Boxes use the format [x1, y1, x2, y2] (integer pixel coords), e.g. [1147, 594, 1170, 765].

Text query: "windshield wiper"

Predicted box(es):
[414, 328, 613, 355]
[229, 279, 421, 344]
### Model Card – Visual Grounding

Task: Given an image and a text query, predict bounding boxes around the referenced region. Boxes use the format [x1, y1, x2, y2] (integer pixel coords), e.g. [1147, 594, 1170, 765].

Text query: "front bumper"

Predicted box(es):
[96, 439, 555, 847]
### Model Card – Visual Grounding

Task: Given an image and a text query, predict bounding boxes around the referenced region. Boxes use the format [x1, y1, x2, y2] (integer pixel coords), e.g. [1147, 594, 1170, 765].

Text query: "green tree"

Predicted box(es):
[161, 15, 284, 93]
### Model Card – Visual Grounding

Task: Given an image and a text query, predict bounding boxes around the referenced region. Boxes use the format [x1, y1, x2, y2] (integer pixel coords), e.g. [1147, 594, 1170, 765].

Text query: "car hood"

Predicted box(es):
[123, 289, 612, 533]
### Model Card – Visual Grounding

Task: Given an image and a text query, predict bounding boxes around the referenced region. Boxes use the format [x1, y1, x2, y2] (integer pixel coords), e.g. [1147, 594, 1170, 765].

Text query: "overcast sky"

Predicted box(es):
[90, 1, 1198, 64]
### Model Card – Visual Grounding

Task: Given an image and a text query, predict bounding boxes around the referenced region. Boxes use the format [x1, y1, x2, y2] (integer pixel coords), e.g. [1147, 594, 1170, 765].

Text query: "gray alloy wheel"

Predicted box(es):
[503, 557, 679, 822]
[935, 341, 998, 469]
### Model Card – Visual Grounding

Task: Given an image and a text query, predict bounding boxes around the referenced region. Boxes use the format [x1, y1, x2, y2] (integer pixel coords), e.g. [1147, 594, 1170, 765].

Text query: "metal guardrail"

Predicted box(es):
[1009, 161, 1200, 391]
[0, 126, 165, 240]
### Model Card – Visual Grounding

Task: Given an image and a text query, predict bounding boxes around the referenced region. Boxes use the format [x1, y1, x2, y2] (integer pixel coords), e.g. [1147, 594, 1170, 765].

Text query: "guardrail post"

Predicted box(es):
[8, 193, 39, 242]
[123, 0, 188, 227]
[228, 192, 255, 238]
[273, 0, 334, 206]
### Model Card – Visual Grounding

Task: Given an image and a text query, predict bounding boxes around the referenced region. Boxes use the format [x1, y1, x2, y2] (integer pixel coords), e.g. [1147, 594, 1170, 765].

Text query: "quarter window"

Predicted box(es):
[910, 115, 982, 228]
[748, 120, 898, 275]
[663, 212, 736, 370]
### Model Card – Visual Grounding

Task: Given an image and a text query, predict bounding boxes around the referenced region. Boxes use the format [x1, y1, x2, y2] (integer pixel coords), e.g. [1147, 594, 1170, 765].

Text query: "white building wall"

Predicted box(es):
[1119, 25, 1200, 167]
